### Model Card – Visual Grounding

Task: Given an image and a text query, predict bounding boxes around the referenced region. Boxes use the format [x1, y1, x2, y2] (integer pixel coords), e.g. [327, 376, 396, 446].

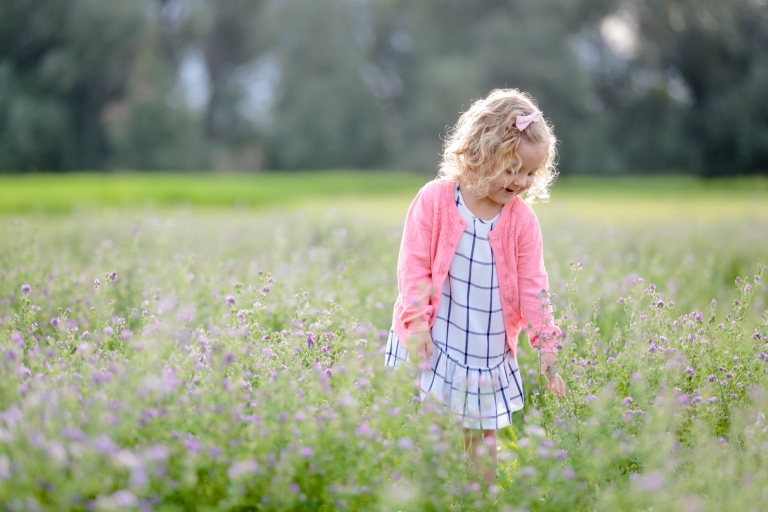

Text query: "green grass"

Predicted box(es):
[1, 172, 767, 217]
[0, 171, 427, 213]
[1, 175, 768, 510]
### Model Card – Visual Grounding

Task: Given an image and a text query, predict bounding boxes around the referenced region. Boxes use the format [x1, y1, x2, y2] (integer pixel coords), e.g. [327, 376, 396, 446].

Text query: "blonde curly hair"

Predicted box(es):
[438, 88, 558, 203]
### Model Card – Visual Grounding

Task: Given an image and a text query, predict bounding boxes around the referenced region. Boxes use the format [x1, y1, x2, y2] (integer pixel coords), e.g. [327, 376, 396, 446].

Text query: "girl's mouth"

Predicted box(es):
[504, 187, 517, 194]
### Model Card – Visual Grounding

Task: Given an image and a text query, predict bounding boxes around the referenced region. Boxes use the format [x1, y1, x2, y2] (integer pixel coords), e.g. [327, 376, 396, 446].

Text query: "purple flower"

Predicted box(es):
[306, 334, 315, 348]
[108, 272, 117, 282]
[129, 465, 148, 489]
[649, 343, 658, 352]
[708, 397, 717, 403]
[686, 367, 695, 377]
[81, 331, 90, 340]
[325, 332, 335, 342]
[640, 471, 663, 491]
[18, 365, 32, 380]
[397, 437, 415, 451]
[11, 331, 24, 349]
[142, 445, 169, 463]
[321, 345, 329, 353]
[50, 317, 60, 327]
[623, 397, 633, 406]
[725, 372, 733, 378]
[656, 300, 664, 308]
[691, 396, 702, 404]
[62, 426, 86, 441]
[92, 435, 118, 455]
[183, 437, 203, 454]
[94, 279, 100, 287]
[21, 284, 31, 294]
[732, 356, 739, 363]
[731, 393, 738, 399]
[225, 296, 235, 306]
[227, 459, 259, 479]
[299, 447, 314, 459]
[708, 374, 715, 382]
[110, 490, 138, 508]
[694, 312, 703, 323]
[585, 395, 597, 404]
[753, 333, 762, 340]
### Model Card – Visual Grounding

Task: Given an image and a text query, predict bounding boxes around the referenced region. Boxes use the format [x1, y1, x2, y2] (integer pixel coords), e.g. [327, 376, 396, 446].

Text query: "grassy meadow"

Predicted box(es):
[1, 172, 767, 511]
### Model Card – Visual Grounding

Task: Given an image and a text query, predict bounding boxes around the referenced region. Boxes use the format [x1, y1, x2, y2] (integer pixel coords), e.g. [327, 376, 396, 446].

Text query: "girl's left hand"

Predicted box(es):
[540, 352, 566, 399]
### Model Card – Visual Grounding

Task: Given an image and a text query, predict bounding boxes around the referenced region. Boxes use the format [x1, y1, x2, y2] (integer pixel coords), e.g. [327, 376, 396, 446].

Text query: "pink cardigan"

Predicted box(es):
[391, 179, 560, 358]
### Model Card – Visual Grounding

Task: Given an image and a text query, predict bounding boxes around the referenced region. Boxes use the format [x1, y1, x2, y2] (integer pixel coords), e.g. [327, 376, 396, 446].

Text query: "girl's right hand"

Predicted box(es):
[407, 330, 434, 367]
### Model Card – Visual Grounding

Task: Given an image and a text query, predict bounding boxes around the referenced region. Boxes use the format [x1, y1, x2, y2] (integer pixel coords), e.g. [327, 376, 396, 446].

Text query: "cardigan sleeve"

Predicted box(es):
[516, 208, 560, 353]
[396, 185, 436, 338]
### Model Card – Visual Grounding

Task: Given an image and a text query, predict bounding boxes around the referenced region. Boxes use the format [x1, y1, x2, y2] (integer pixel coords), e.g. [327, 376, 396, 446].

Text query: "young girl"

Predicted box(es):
[384, 88, 566, 485]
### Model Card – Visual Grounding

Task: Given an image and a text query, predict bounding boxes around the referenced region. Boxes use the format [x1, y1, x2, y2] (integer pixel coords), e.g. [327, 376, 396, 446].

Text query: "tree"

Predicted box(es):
[0, 0, 148, 171]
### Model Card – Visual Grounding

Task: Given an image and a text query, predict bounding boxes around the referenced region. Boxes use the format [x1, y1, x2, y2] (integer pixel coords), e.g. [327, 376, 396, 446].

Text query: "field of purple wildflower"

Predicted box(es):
[1, 197, 767, 511]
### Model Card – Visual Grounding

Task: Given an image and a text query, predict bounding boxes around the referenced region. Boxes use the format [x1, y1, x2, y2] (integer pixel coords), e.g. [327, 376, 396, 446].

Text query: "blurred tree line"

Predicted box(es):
[0, 0, 766, 175]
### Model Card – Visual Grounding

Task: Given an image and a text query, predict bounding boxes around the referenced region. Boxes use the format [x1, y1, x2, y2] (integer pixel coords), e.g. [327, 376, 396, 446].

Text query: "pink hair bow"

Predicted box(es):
[515, 110, 543, 131]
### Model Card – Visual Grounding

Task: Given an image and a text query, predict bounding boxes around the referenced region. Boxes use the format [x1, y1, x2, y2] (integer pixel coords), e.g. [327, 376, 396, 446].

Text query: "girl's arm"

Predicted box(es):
[517, 210, 560, 354]
[396, 186, 436, 343]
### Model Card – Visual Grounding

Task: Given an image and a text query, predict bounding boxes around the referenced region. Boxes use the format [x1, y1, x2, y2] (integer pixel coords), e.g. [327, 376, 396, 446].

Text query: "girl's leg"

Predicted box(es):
[463, 428, 497, 485]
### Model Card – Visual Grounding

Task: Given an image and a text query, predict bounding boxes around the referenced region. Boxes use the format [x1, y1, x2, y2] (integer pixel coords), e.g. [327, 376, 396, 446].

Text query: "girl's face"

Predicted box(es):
[484, 140, 547, 206]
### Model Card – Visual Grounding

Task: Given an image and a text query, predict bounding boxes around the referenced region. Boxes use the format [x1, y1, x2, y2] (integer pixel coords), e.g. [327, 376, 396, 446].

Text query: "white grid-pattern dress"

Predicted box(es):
[385, 183, 524, 430]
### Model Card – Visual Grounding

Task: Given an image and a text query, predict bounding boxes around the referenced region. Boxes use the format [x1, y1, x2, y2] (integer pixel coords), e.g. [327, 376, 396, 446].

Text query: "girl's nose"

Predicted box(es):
[512, 174, 526, 187]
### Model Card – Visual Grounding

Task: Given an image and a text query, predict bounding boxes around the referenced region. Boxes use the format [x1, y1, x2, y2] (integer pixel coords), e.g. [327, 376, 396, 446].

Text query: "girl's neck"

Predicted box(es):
[459, 184, 503, 221]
